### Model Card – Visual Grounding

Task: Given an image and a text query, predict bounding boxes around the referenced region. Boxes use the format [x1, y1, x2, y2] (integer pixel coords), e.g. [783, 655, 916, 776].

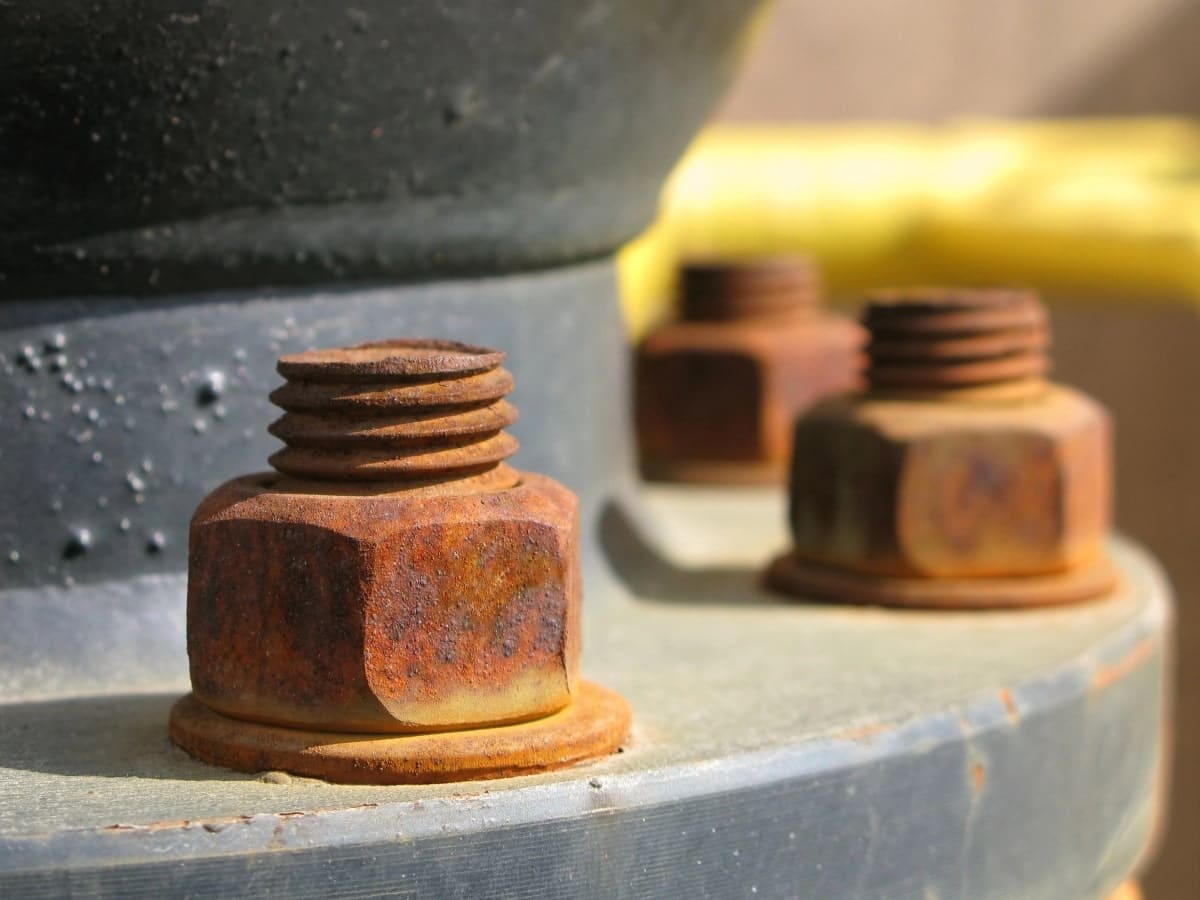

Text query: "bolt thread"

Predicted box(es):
[863, 288, 1049, 391]
[680, 258, 821, 322]
[267, 339, 519, 481]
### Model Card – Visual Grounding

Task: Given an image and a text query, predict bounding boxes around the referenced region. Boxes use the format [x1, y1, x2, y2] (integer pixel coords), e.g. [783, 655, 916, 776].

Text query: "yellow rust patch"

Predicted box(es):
[1106, 882, 1143, 900]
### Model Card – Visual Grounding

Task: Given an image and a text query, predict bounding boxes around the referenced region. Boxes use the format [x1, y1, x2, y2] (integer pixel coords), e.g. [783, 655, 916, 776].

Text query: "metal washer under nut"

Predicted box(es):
[766, 552, 1119, 610]
[169, 682, 631, 785]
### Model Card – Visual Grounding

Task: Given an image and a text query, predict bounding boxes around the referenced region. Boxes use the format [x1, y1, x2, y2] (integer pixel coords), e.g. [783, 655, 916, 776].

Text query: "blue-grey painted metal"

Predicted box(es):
[0, 263, 633, 593]
[0, 507, 1169, 899]
[0, 275, 1169, 898]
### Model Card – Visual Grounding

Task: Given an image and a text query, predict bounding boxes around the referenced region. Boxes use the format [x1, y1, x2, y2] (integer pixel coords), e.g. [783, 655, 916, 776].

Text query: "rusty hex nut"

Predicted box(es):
[636, 258, 864, 482]
[788, 386, 1111, 578]
[188, 472, 580, 734]
[773, 288, 1115, 604]
[185, 340, 582, 734]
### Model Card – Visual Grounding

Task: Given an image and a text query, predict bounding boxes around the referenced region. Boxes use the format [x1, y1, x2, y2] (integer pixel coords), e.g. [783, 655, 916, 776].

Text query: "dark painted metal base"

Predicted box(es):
[0, 1, 764, 299]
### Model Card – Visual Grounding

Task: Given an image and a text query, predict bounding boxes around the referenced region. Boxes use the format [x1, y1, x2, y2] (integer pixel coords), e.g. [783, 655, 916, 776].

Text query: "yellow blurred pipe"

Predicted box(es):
[619, 120, 1200, 339]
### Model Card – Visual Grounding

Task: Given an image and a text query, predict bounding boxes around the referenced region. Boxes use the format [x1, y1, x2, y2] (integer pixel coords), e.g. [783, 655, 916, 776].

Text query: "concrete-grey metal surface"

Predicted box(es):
[0, 488, 1168, 899]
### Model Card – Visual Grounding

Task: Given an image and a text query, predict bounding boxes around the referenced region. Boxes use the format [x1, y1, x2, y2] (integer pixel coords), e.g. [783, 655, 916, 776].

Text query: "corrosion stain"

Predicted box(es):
[636, 257, 864, 484]
[169, 682, 631, 785]
[1092, 636, 1156, 692]
[834, 722, 889, 742]
[971, 762, 986, 794]
[1106, 882, 1143, 900]
[174, 338, 628, 783]
[997, 688, 1020, 722]
[769, 287, 1117, 611]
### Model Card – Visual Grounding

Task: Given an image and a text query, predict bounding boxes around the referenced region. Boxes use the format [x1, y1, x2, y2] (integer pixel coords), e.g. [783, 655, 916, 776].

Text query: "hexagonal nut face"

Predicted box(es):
[636, 317, 862, 468]
[789, 386, 1111, 578]
[187, 472, 580, 734]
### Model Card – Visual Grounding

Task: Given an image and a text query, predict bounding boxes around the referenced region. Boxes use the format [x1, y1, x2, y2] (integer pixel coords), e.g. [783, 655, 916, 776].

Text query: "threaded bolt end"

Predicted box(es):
[863, 288, 1050, 391]
[680, 257, 821, 323]
[267, 339, 519, 481]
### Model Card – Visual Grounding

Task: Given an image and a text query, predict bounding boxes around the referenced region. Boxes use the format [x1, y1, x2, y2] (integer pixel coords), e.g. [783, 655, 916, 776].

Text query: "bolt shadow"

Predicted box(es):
[598, 500, 787, 608]
[0, 693, 251, 782]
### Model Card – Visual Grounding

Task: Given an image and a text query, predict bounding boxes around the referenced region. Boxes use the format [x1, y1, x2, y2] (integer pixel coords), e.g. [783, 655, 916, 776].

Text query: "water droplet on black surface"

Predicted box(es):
[63, 527, 93, 559]
[196, 369, 227, 405]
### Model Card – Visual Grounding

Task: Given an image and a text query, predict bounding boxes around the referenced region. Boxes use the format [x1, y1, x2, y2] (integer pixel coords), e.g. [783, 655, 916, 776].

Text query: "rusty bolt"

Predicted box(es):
[768, 288, 1116, 608]
[184, 339, 586, 734]
[636, 257, 865, 484]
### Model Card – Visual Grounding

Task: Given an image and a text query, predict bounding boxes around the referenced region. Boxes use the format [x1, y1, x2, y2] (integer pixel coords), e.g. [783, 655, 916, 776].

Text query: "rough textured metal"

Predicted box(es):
[175, 339, 632, 779]
[267, 339, 520, 480]
[0, 0, 765, 298]
[186, 471, 582, 733]
[169, 681, 631, 784]
[636, 258, 864, 484]
[865, 288, 1049, 389]
[770, 288, 1115, 608]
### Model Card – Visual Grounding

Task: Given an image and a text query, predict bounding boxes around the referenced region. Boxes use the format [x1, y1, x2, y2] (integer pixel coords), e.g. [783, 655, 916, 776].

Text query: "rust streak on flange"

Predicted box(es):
[1092, 636, 1156, 691]
[1106, 883, 1143, 900]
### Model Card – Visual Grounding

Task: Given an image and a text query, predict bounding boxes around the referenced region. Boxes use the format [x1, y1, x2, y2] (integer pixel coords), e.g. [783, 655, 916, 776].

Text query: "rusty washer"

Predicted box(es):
[767, 288, 1117, 609]
[636, 257, 864, 484]
[169, 339, 631, 783]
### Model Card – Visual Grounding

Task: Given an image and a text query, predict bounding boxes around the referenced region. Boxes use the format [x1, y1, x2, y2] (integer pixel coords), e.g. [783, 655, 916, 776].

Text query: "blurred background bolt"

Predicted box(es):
[768, 288, 1116, 608]
[170, 339, 630, 783]
[635, 257, 864, 484]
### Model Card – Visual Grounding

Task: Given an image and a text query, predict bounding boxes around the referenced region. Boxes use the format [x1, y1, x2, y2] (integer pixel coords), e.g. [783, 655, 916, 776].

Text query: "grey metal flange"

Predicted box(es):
[0, 479, 1167, 899]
